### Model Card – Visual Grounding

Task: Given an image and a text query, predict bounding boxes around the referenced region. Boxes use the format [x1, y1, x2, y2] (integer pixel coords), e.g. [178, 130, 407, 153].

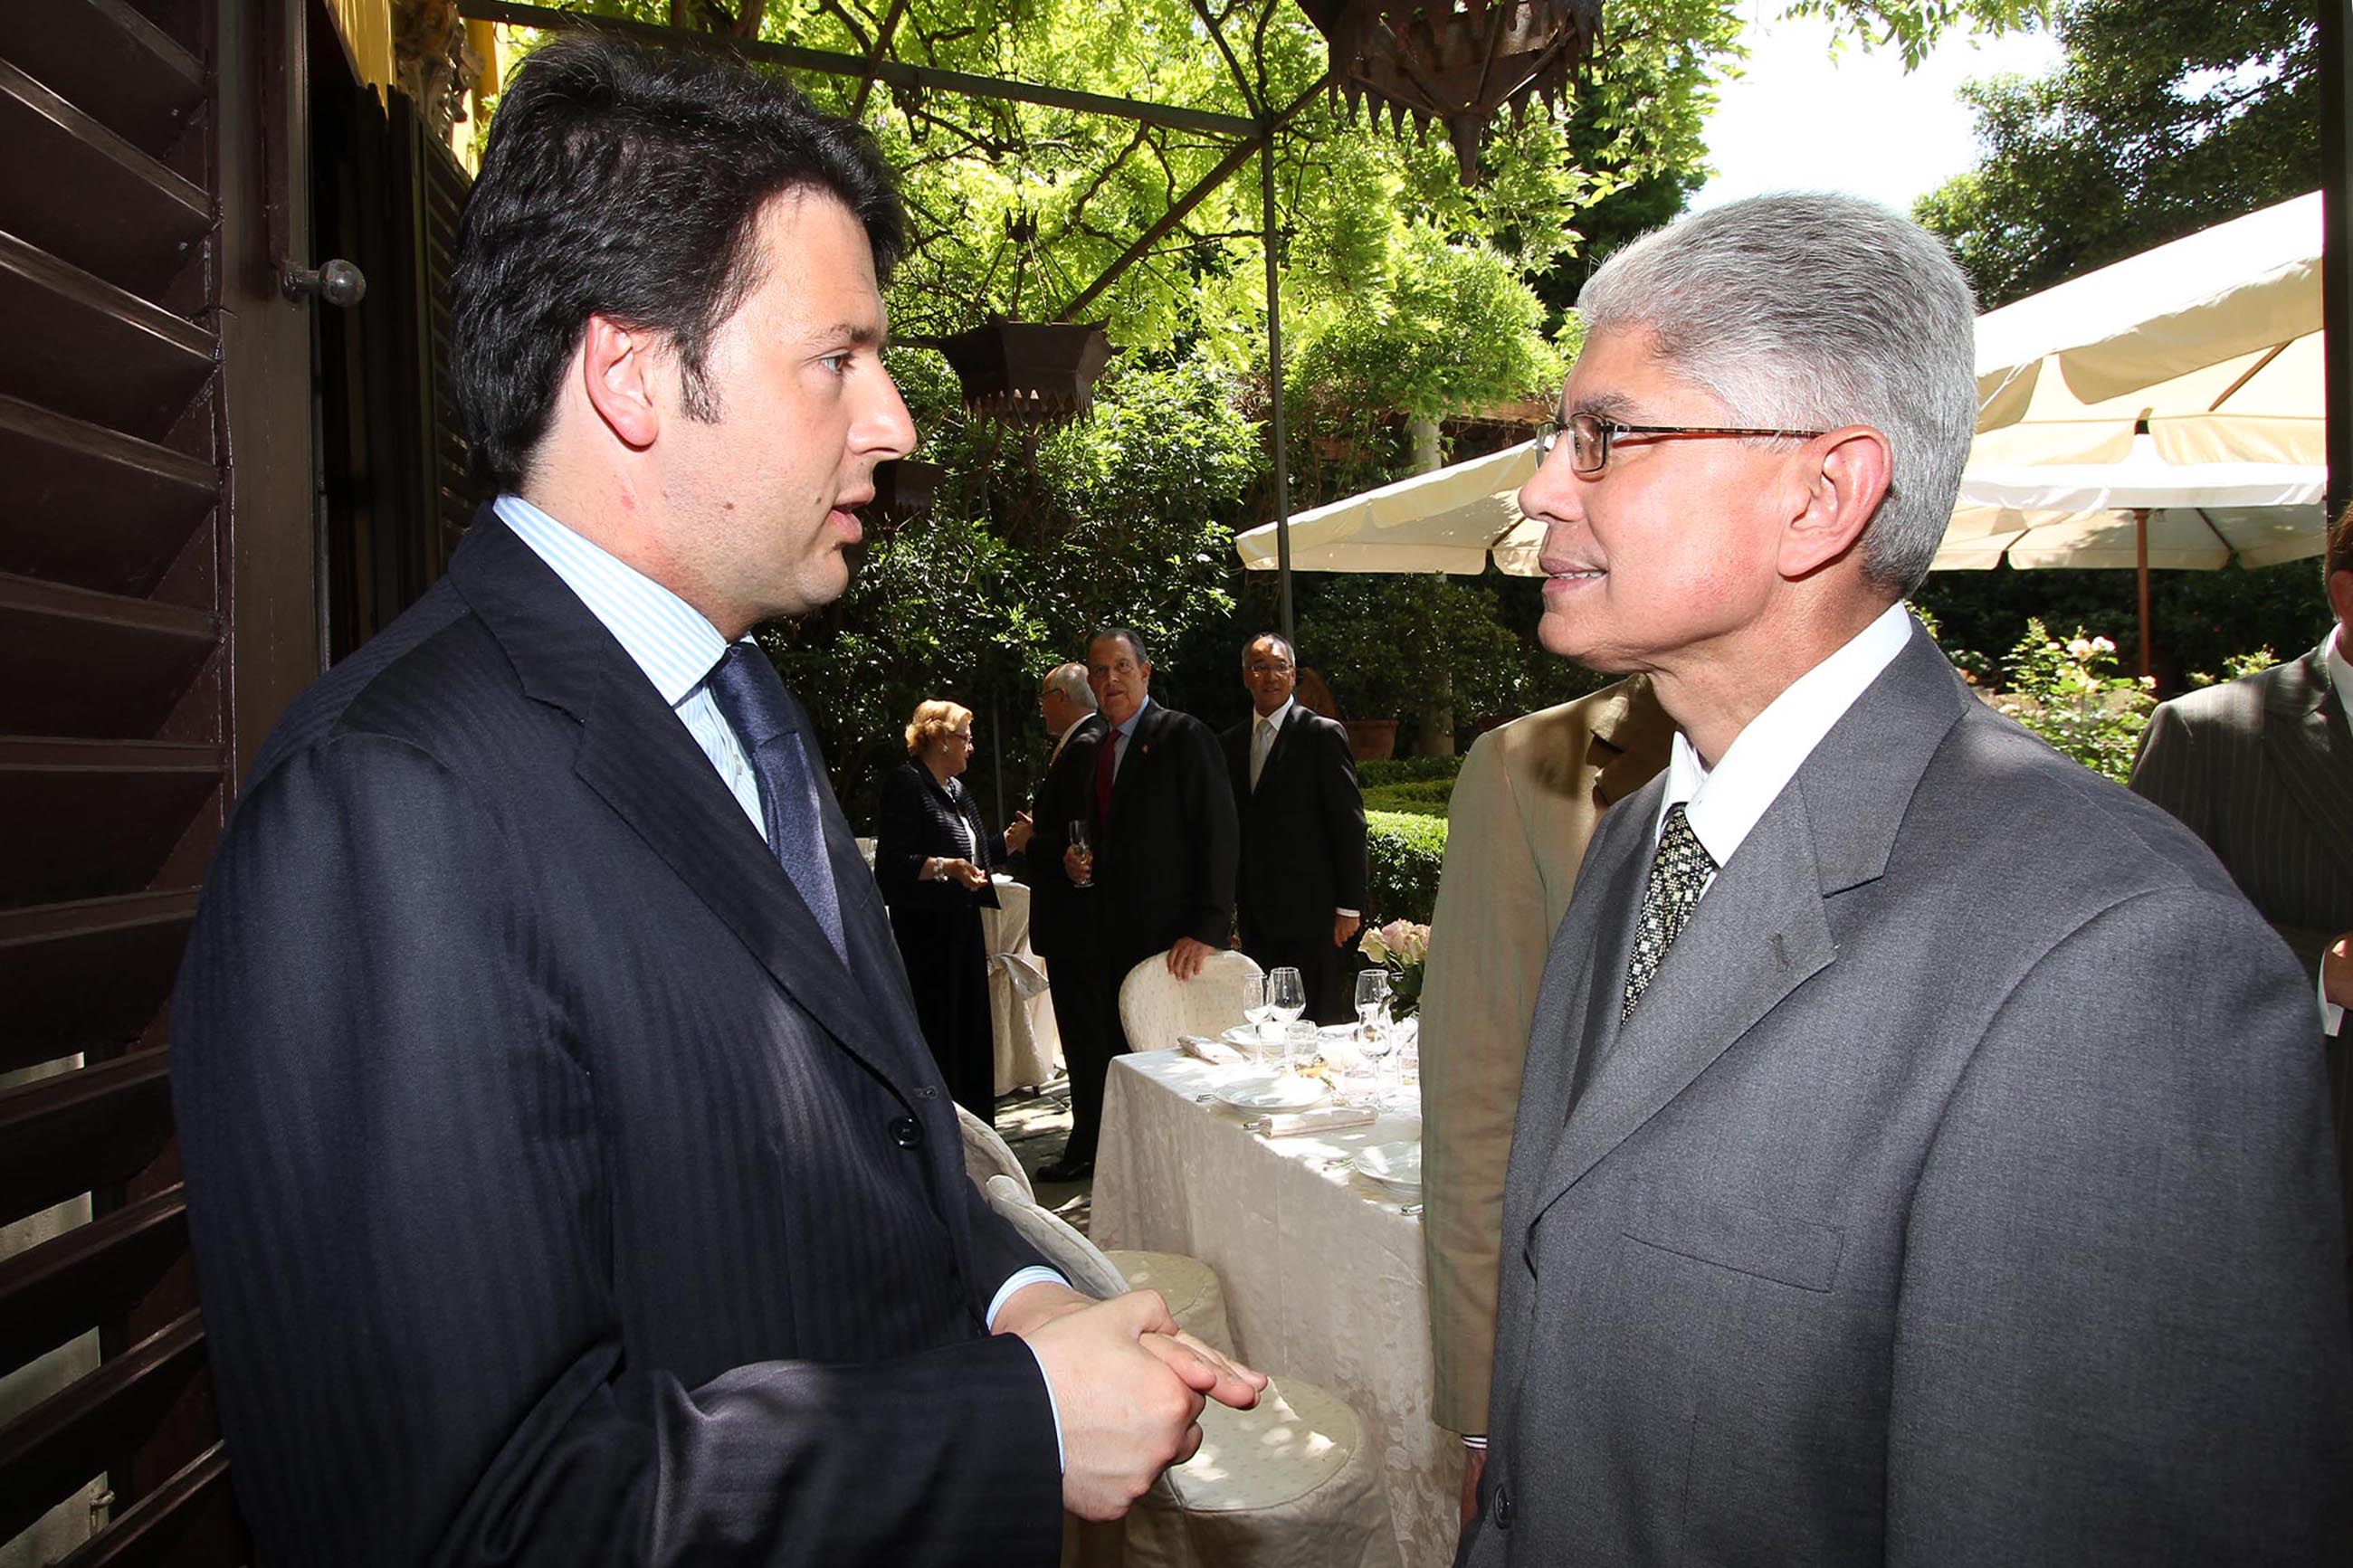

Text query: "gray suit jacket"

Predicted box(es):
[2129, 637, 2352, 985]
[1466, 628, 2351, 1566]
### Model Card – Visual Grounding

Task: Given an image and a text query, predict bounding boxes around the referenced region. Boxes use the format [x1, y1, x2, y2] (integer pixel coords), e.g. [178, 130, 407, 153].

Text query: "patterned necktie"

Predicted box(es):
[704, 644, 849, 965]
[1621, 803, 1717, 1021]
[1249, 715, 1275, 792]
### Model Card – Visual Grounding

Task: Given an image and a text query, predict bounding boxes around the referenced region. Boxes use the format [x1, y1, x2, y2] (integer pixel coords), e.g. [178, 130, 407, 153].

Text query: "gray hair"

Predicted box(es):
[1577, 192, 1977, 595]
[1043, 661, 1096, 708]
[1242, 632, 1295, 667]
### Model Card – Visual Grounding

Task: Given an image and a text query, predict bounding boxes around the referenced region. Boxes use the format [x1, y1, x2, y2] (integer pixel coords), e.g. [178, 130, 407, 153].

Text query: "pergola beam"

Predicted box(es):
[456, 0, 1259, 137]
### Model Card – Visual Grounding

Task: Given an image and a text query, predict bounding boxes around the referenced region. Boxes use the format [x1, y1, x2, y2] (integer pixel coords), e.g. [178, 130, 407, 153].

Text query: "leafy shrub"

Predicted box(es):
[1366, 811, 1448, 925]
[1357, 755, 1467, 787]
[1361, 779, 1455, 818]
[1983, 620, 2154, 784]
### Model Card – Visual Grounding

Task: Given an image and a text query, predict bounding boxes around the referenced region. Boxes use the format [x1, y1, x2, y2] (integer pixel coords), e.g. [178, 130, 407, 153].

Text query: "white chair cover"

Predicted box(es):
[982, 876, 1063, 1095]
[981, 1178, 1393, 1568]
[1118, 949, 1263, 1056]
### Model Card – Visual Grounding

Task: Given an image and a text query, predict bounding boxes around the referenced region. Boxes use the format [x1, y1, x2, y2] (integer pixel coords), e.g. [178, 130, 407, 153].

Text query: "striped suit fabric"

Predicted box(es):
[170, 511, 1062, 1565]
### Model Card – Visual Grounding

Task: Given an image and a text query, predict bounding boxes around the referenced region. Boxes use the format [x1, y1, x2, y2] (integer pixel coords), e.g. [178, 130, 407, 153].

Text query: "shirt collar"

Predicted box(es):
[494, 493, 735, 707]
[1110, 695, 1153, 738]
[1255, 698, 1294, 734]
[1659, 601, 1915, 868]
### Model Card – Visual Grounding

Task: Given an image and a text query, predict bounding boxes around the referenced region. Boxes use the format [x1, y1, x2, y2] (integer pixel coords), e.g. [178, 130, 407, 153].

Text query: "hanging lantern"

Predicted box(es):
[1297, 0, 1603, 185]
[860, 458, 946, 527]
[903, 320, 1114, 430]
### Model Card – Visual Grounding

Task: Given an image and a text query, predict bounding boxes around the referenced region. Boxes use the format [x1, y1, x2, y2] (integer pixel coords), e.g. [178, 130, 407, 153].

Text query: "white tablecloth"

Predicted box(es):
[979, 876, 1062, 1096]
[1091, 1050, 1455, 1568]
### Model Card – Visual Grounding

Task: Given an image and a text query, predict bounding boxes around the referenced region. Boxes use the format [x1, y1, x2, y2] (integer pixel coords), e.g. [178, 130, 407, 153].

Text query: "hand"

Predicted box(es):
[996, 1283, 1265, 1411]
[1018, 1290, 1242, 1521]
[1005, 811, 1035, 856]
[947, 858, 989, 892]
[1334, 911, 1362, 949]
[1167, 936, 1217, 980]
[2326, 933, 2352, 1011]
[1063, 846, 1092, 885]
[1459, 1444, 1487, 1530]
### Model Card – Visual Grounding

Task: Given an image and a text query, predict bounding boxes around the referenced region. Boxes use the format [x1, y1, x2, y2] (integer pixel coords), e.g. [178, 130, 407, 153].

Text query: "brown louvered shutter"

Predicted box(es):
[1, 0, 320, 1560]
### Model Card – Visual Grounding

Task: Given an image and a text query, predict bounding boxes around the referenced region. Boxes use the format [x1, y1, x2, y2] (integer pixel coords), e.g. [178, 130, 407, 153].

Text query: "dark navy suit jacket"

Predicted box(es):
[171, 513, 1061, 1565]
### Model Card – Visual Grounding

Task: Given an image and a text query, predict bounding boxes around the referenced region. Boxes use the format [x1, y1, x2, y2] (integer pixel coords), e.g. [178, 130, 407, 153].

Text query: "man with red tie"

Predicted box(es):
[1034, 628, 1236, 1182]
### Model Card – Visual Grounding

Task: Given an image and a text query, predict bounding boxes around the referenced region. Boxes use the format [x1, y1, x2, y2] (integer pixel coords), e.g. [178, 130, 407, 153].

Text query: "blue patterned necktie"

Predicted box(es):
[704, 644, 849, 965]
[1621, 802, 1716, 1021]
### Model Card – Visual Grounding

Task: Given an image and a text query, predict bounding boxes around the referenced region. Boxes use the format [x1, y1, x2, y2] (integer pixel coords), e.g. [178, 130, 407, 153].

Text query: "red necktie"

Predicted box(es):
[1094, 727, 1119, 825]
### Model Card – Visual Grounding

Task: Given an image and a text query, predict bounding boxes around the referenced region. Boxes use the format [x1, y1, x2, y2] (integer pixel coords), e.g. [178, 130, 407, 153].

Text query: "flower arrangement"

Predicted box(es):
[1359, 918, 1432, 1017]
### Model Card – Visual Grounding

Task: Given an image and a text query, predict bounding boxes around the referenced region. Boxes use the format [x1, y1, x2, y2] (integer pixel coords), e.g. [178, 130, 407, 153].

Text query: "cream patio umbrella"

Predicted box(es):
[1974, 191, 2321, 441]
[1234, 438, 1547, 575]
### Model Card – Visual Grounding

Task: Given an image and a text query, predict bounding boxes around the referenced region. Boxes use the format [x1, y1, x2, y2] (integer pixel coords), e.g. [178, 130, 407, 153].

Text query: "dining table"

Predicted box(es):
[1090, 1042, 1457, 1568]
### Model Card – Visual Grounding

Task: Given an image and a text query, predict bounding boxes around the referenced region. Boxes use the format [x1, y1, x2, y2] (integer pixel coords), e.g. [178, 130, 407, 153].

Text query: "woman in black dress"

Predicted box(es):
[873, 700, 1032, 1123]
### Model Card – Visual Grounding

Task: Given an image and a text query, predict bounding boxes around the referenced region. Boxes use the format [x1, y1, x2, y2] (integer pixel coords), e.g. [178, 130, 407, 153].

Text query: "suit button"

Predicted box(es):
[889, 1115, 923, 1150]
[1491, 1483, 1512, 1531]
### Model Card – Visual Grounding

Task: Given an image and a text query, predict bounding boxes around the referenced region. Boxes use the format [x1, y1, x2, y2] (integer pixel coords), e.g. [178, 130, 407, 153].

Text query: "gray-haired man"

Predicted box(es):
[1466, 193, 2349, 1564]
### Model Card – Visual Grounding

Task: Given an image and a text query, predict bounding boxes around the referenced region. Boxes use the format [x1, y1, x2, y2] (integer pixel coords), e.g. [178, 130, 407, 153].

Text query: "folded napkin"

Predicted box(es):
[1254, 1105, 1377, 1138]
[1177, 1033, 1247, 1066]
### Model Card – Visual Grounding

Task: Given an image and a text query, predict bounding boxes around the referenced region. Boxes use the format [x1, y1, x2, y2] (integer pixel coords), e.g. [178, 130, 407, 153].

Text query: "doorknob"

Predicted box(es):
[282, 258, 367, 307]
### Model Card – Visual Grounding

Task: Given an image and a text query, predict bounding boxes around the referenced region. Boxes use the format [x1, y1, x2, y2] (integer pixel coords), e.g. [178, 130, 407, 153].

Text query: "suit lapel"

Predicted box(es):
[1258, 705, 1307, 791]
[2264, 644, 2353, 883]
[451, 517, 910, 1094]
[1526, 628, 1967, 1224]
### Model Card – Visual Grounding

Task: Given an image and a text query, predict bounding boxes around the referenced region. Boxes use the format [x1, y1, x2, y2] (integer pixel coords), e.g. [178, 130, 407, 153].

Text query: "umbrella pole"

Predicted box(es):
[1261, 138, 1295, 648]
[2135, 508, 2152, 680]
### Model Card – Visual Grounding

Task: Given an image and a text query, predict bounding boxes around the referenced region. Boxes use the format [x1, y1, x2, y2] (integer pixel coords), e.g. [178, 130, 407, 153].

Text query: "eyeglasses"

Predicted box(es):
[1536, 411, 1828, 477]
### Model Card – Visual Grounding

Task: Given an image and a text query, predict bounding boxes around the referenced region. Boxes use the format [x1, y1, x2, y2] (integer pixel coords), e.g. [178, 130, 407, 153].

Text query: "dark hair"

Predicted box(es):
[2330, 499, 2353, 584]
[1088, 627, 1151, 667]
[451, 34, 904, 492]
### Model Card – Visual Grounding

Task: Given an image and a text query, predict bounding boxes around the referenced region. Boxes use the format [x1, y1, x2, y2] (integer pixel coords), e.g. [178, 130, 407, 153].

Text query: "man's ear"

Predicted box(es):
[1780, 425, 1893, 581]
[2329, 568, 2352, 632]
[580, 313, 663, 451]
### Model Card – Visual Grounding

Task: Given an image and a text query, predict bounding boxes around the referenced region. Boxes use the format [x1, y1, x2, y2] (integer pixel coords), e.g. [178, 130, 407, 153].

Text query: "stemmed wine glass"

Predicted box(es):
[1066, 820, 1094, 888]
[1240, 972, 1276, 1065]
[1267, 967, 1306, 1031]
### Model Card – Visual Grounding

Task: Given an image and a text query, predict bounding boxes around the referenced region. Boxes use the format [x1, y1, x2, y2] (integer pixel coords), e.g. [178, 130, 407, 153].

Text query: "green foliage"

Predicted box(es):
[2187, 647, 2281, 689]
[1914, 0, 2317, 308]
[1356, 755, 1466, 787]
[1365, 810, 1448, 926]
[1360, 778, 1456, 818]
[1983, 619, 2153, 782]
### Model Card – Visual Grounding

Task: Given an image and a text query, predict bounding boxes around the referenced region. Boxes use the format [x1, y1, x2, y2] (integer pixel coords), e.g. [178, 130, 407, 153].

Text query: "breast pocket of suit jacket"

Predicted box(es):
[1622, 1183, 1845, 1293]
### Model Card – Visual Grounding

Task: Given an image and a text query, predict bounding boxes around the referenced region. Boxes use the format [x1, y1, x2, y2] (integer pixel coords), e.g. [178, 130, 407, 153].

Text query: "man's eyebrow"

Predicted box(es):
[1568, 389, 1639, 421]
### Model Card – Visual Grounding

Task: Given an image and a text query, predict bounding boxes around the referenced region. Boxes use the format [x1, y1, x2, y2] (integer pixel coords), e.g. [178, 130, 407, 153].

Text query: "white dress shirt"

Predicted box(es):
[495, 495, 1067, 1457]
[1248, 698, 1291, 791]
[1653, 601, 1916, 879]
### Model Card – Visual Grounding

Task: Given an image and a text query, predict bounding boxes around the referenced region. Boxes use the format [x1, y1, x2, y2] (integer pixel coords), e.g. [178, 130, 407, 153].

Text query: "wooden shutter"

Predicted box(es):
[0, 0, 319, 1559]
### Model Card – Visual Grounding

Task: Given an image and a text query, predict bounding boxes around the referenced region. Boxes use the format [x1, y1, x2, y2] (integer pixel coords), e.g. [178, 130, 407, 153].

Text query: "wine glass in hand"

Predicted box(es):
[1066, 821, 1094, 888]
[1267, 967, 1306, 1031]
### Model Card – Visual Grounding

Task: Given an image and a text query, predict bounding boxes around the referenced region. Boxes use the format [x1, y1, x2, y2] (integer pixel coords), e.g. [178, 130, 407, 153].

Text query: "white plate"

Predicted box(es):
[1222, 1025, 1278, 1050]
[1352, 1141, 1423, 1190]
[1213, 1075, 1330, 1112]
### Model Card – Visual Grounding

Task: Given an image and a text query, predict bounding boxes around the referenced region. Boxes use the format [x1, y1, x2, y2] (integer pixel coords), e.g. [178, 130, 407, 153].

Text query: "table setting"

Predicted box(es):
[1091, 965, 1453, 1567]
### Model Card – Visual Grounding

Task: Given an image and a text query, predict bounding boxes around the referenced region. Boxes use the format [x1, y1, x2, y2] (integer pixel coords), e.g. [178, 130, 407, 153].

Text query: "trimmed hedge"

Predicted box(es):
[1357, 755, 1467, 787]
[1360, 778, 1454, 818]
[1366, 810, 1448, 926]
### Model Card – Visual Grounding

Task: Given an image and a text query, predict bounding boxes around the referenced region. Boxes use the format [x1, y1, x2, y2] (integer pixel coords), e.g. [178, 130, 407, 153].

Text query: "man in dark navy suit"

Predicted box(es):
[169, 37, 1256, 1566]
[1221, 633, 1367, 1024]
[1034, 629, 1236, 1182]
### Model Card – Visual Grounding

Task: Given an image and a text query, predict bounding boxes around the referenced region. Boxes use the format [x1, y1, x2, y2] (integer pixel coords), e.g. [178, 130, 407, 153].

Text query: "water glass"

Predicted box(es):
[1282, 1020, 1319, 1078]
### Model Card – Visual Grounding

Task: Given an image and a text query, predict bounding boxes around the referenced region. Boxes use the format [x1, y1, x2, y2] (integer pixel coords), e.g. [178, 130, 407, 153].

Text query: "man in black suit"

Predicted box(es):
[167, 39, 1257, 1565]
[1026, 661, 1105, 1145]
[1034, 629, 1238, 1181]
[1221, 633, 1368, 1023]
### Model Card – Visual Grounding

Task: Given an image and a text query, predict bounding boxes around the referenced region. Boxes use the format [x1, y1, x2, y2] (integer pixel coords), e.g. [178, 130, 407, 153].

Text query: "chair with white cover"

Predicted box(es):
[1118, 948, 1263, 1056]
[956, 1105, 1234, 1356]
[978, 1176, 1402, 1568]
